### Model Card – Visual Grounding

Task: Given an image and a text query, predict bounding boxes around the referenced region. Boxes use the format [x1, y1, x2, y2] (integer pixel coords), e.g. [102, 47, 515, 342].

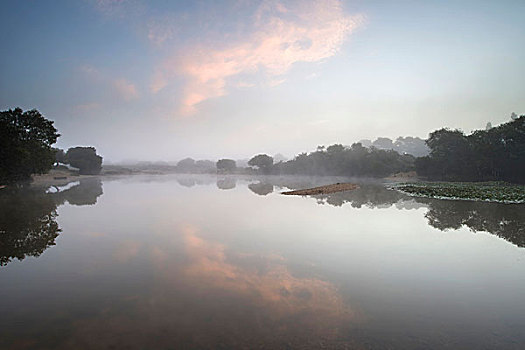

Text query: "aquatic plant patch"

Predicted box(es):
[391, 182, 525, 203]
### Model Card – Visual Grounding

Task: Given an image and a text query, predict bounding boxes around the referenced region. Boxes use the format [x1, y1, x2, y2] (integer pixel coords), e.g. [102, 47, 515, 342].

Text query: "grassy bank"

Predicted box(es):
[391, 181, 525, 204]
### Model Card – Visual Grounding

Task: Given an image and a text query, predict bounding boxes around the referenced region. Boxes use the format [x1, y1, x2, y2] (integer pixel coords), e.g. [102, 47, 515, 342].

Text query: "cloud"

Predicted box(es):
[78, 65, 139, 102]
[147, 16, 178, 46]
[113, 79, 139, 101]
[152, 0, 364, 115]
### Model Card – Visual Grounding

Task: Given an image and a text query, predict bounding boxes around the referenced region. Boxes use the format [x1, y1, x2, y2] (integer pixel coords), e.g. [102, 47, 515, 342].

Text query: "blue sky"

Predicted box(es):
[1, 0, 524, 162]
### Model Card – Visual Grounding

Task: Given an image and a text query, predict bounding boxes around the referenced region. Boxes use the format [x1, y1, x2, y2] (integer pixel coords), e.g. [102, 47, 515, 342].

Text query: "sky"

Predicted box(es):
[1, 0, 524, 162]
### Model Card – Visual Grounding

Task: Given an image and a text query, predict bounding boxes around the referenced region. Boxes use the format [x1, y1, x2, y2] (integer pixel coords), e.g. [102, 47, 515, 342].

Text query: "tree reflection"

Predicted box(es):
[54, 178, 104, 206]
[243, 176, 525, 248]
[0, 188, 60, 266]
[217, 177, 236, 190]
[0, 179, 104, 265]
[310, 184, 525, 248]
[421, 199, 525, 247]
[176, 177, 196, 187]
[248, 182, 273, 196]
[312, 183, 411, 208]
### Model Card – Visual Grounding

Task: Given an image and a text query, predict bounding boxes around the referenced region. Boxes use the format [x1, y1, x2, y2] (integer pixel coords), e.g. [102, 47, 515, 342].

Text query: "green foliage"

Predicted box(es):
[0, 108, 60, 184]
[216, 159, 237, 173]
[66, 147, 103, 175]
[417, 116, 525, 183]
[248, 154, 274, 174]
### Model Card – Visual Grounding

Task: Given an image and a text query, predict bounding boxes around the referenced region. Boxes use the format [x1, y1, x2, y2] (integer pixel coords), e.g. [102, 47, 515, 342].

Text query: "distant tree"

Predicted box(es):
[358, 139, 372, 147]
[278, 142, 414, 177]
[176, 158, 196, 173]
[393, 137, 430, 157]
[273, 153, 288, 163]
[248, 154, 274, 174]
[54, 148, 66, 164]
[372, 137, 394, 150]
[66, 147, 102, 175]
[195, 160, 216, 173]
[216, 159, 236, 173]
[0, 108, 60, 184]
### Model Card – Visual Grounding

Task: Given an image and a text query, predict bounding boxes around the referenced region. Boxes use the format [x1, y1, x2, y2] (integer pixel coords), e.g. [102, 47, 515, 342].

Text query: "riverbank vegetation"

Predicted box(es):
[392, 182, 525, 204]
[416, 115, 524, 183]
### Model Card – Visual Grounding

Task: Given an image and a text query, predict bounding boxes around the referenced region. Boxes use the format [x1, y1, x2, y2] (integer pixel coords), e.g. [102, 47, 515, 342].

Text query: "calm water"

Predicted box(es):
[1, 175, 524, 349]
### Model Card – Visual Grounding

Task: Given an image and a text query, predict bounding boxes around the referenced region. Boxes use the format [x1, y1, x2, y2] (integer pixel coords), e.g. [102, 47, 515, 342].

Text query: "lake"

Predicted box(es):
[1, 175, 524, 349]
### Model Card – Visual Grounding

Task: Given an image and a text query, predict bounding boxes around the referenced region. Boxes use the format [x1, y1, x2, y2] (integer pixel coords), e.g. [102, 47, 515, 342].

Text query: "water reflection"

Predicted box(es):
[301, 186, 524, 247]
[1, 175, 524, 349]
[0, 178, 103, 265]
[0, 188, 60, 266]
[217, 177, 236, 190]
[248, 182, 273, 196]
[54, 178, 104, 206]
[55, 224, 357, 349]
[422, 198, 525, 247]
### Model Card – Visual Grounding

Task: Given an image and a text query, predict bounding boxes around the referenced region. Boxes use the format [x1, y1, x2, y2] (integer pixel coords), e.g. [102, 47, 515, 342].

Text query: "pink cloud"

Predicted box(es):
[151, 0, 364, 115]
[113, 79, 139, 101]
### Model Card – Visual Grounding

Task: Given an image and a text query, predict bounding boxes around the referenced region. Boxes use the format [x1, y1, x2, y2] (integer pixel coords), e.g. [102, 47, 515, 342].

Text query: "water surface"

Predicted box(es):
[1, 175, 524, 349]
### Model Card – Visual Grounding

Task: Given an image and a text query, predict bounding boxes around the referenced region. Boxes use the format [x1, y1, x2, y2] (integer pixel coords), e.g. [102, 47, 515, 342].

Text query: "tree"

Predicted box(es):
[216, 159, 236, 173]
[66, 147, 103, 175]
[53, 147, 66, 164]
[176, 158, 196, 173]
[0, 108, 60, 184]
[195, 160, 216, 173]
[372, 137, 394, 150]
[248, 154, 274, 174]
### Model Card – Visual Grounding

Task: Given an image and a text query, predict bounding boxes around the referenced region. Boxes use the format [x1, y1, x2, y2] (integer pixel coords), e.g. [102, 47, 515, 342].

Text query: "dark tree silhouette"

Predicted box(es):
[216, 159, 237, 173]
[0, 108, 60, 184]
[417, 116, 525, 183]
[66, 147, 103, 175]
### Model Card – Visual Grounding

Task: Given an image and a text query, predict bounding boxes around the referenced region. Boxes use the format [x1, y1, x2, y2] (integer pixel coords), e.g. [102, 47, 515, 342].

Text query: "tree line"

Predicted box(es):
[1, 107, 523, 184]
[224, 114, 524, 183]
[416, 115, 524, 183]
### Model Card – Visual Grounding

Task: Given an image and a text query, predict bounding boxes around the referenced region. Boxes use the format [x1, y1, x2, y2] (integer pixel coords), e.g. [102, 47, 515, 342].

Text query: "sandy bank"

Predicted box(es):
[282, 183, 359, 196]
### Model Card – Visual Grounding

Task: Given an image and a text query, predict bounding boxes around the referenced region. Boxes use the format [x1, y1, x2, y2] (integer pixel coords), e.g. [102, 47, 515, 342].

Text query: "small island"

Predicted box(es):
[282, 183, 359, 196]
